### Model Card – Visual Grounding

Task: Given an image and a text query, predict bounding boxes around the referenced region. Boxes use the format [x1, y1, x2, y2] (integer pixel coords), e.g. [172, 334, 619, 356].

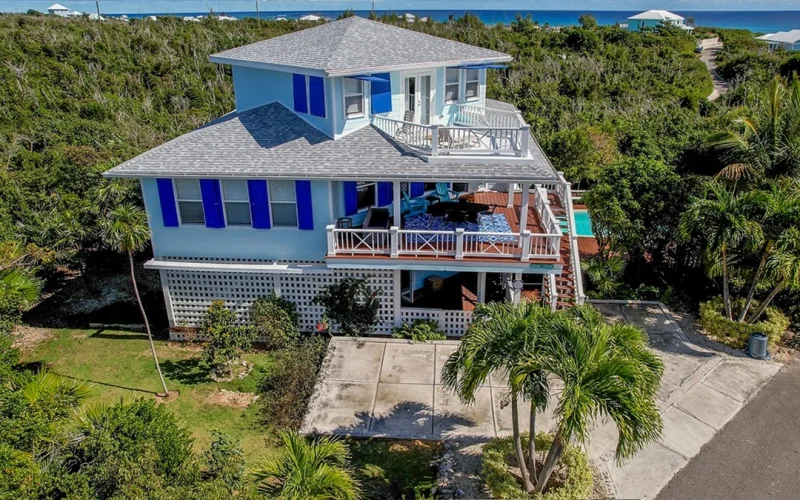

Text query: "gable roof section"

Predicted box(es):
[628, 10, 684, 21]
[103, 102, 556, 182]
[757, 30, 800, 44]
[209, 16, 511, 76]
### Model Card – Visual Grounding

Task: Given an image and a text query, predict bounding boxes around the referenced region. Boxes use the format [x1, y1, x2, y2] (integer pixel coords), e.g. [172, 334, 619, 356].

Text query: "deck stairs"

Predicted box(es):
[541, 176, 585, 310]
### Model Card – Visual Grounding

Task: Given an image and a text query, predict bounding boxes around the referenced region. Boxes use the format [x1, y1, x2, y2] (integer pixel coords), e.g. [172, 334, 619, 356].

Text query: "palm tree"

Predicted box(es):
[251, 431, 360, 499]
[99, 204, 168, 396]
[679, 182, 763, 320]
[710, 75, 800, 183]
[581, 255, 626, 298]
[525, 305, 663, 493]
[442, 301, 558, 493]
[0, 268, 41, 311]
[748, 226, 800, 323]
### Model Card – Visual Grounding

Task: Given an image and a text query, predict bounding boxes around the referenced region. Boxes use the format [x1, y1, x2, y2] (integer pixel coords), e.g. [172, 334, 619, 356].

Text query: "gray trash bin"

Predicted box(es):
[747, 332, 769, 360]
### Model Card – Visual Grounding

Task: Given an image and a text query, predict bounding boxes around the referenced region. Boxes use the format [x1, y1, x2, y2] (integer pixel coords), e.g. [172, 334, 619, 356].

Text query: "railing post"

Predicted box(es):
[549, 274, 558, 311]
[519, 125, 530, 157]
[326, 225, 336, 255]
[390, 226, 399, 258]
[455, 228, 465, 260]
[430, 124, 439, 156]
[520, 230, 532, 261]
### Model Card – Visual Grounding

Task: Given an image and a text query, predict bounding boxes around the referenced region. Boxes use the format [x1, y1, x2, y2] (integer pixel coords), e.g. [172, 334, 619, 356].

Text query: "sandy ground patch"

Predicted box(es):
[11, 325, 53, 352]
[206, 389, 259, 408]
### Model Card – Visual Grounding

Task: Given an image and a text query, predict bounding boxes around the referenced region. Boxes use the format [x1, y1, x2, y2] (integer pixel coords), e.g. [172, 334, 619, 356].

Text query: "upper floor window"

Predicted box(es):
[464, 69, 480, 101]
[269, 180, 298, 227]
[357, 181, 376, 211]
[221, 179, 251, 226]
[344, 79, 365, 118]
[445, 68, 460, 104]
[174, 179, 204, 225]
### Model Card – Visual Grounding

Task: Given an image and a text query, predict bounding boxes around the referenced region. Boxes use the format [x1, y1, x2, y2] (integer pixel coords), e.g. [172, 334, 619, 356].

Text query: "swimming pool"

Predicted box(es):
[573, 210, 594, 237]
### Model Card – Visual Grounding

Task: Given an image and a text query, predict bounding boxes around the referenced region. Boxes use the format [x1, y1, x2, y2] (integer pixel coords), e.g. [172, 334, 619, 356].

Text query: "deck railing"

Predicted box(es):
[454, 103, 526, 129]
[327, 225, 561, 262]
[372, 114, 530, 157]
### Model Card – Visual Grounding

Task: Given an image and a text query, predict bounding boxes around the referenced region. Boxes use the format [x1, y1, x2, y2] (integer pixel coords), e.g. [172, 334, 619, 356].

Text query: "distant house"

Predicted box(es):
[403, 13, 416, 22]
[47, 3, 69, 16]
[627, 10, 693, 32]
[757, 30, 800, 51]
[299, 14, 322, 22]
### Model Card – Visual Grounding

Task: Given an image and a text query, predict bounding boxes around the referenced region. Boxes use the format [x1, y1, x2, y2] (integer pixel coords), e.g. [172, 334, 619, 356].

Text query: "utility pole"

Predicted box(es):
[95, 0, 99, 16]
[255, 0, 260, 24]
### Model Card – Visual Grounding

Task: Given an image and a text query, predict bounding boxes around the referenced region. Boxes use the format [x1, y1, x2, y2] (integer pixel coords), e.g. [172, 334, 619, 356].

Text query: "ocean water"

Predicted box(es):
[99, 9, 800, 34]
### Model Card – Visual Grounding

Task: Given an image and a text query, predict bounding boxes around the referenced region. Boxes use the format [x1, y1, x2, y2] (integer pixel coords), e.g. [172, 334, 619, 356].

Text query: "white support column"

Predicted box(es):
[390, 226, 399, 258]
[512, 272, 523, 304]
[393, 181, 402, 227]
[477, 272, 486, 304]
[506, 183, 515, 208]
[519, 182, 530, 242]
[409, 270, 415, 304]
[159, 270, 176, 328]
[455, 228, 465, 260]
[393, 269, 402, 327]
[326, 224, 336, 255]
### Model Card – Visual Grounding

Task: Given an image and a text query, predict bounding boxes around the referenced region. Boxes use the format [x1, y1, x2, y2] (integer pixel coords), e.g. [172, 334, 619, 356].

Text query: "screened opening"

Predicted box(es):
[344, 78, 365, 118]
[174, 179, 204, 225]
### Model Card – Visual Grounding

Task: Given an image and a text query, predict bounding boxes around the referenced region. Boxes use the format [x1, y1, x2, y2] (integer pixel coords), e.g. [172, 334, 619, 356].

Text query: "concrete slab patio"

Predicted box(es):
[301, 302, 781, 499]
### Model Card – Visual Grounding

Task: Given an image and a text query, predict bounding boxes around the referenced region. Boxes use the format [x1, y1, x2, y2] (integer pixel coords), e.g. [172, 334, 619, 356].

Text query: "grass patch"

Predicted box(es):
[23, 328, 276, 463]
[348, 438, 440, 499]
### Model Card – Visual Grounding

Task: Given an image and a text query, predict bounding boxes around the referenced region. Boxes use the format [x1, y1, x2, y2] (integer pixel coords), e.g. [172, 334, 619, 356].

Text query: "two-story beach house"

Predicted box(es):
[104, 16, 585, 337]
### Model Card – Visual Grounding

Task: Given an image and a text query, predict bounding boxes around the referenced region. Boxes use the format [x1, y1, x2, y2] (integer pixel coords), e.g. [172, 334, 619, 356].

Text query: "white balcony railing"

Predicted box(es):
[326, 225, 561, 262]
[372, 110, 530, 158]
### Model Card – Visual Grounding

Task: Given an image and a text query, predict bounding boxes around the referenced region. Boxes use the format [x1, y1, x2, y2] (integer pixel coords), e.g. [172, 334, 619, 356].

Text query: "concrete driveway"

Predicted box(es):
[301, 302, 780, 499]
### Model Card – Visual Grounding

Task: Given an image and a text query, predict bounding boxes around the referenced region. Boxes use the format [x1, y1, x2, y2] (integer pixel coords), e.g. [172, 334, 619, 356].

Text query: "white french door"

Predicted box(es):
[403, 72, 434, 125]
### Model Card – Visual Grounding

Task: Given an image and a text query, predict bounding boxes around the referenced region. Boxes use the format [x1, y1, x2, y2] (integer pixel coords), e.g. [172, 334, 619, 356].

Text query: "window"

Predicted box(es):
[269, 180, 298, 227]
[174, 179, 204, 225]
[221, 179, 251, 226]
[452, 183, 469, 193]
[445, 68, 460, 103]
[464, 69, 480, 101]
[293, 74, 326, 118]
[344, 78, 365, 118]
[356, 182, 376, 211]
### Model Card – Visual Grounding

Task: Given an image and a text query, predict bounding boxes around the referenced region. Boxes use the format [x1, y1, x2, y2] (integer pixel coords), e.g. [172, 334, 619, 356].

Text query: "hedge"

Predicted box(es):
[482, 432, 593, 500]
[699, 297, 790, 349]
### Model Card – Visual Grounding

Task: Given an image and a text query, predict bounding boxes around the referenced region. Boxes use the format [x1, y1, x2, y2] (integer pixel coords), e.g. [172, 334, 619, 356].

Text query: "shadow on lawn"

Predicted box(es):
[161, 358, 212, 385]
[57, 372, 155, 395]
[89, 329, 153, 341]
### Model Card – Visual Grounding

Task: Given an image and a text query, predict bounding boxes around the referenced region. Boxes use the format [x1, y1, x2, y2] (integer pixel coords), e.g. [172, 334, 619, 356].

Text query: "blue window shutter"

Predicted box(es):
[156, 179, 179, 227]
[377, 182, 393, 206]
[410, 182, 425, 197]
[295, 180, 313, 230]
[292, 74, 308, 114]
[343, 182, 358, 216]
[309, 76, 325, 118]
[371, 73, 392, 114]
[247, 180, 271, 229]
[200, 179, 225, 229]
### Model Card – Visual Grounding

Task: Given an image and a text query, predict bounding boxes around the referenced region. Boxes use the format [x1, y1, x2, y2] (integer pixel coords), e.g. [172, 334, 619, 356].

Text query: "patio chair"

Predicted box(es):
[363, 207, 390, 230]
[335, 217, 353, 229]
[394, 110, 416, 142]
[438, 127, 471, 150]
[434, 182, 459, 202]
[401, 190, 428, 217]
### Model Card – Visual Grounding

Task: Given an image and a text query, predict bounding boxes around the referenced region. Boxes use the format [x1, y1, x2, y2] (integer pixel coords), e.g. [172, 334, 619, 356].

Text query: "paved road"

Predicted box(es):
[699, 41, 729, 101]
[657, 363, 800, 500]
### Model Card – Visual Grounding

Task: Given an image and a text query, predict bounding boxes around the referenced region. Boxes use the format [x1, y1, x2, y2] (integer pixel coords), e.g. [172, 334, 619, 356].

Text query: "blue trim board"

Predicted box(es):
[199, 179, 225, 228]
[247, 180, 271, 229]
[295, 180, 314, 230]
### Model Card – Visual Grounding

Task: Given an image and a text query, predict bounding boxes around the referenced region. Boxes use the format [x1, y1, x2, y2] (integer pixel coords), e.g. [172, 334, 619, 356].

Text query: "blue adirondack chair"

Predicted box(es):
[434, 182, 459, 202]
[401, 190, 428, 216]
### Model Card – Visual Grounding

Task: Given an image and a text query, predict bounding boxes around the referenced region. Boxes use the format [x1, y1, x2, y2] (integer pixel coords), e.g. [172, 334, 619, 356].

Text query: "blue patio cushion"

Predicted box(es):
[200, 179, 225, 228]
[295, 180, 313, 230]
[309, 76, 325, 117]
[370, 73, 392, 114]
[156, 178, 179, 227]
[247, 180, 271, 229]
[292, 73, 308, 114]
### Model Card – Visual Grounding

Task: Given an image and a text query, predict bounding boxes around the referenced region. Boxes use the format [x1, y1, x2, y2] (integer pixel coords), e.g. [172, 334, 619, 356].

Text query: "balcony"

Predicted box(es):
[371, 103, 532, 159]
[326, 188, 564, 265]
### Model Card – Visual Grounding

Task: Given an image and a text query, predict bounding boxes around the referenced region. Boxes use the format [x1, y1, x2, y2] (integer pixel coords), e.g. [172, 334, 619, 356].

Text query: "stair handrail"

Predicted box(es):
[557, 172, 586, 305]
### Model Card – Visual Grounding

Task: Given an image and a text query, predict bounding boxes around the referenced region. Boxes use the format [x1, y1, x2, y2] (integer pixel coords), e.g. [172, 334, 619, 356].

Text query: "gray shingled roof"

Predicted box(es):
[103, 102, 557, 182]
[209, 16, 511, 75]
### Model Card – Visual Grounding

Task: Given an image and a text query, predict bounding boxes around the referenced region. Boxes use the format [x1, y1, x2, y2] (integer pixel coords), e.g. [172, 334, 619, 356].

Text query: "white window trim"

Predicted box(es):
[220, 179, 252, 228]
[445, 68, 460, 105]
[173, 179, 205, 227]
[343, 78, 367, 119]
[268, 180, 300, 229]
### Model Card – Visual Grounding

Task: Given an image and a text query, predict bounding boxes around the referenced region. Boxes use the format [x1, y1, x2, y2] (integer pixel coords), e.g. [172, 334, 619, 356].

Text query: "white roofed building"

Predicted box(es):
[757, 30, 800, 51]
[299, 14, 322, 22]
[627, 10, 693, 32]
[47, 3, 69, 16]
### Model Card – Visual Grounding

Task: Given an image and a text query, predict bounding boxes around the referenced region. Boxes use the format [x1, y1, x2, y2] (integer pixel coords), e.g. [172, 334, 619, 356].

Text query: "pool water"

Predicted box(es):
[573, 210, 594, 237]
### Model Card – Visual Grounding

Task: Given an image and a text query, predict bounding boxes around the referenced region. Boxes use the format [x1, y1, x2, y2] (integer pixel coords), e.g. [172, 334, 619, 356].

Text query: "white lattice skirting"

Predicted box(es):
[400, 307, 473, 336]
[159, 259, 397, 338]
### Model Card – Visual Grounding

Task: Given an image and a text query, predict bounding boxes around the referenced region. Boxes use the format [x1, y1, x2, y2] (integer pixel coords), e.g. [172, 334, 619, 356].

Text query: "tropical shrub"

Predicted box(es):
[699, 297, 789, 348]
[313, 277, 381, 336]
[252, 431, 360, 499]
[204, 431, 246, 491]
[483, 432, 593, 500]
[258, 337, 327, 430]
[251, 293, 300, 349]
[392, 319, 446, 342]
[199, 300, 258, 378]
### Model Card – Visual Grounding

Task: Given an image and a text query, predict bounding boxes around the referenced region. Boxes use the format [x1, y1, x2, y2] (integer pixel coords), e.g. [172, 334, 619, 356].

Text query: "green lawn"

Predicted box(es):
[24, 328, 276, 463]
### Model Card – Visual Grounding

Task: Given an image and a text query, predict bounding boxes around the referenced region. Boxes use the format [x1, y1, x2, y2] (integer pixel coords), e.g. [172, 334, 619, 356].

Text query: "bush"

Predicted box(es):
[204, 431, 245, 491]
[392, 319, 446, 342]
[313, 277, 381, 336]
[483, 432, 593, 500]
[199, 301, 258, 378]
[258, 336, 327, 430]
[250, 293, 300, 349]
[699, 297, 790, 349]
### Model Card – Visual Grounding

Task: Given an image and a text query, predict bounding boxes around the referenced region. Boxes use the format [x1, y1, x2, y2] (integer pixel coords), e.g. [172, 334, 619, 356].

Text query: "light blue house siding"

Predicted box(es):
[232, 66, 334, 137]
[141, 177, 332, 262]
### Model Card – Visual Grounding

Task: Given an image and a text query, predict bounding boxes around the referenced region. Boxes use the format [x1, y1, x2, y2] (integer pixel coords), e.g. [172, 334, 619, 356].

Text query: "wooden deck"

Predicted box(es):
[467, 191, 547, 234]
